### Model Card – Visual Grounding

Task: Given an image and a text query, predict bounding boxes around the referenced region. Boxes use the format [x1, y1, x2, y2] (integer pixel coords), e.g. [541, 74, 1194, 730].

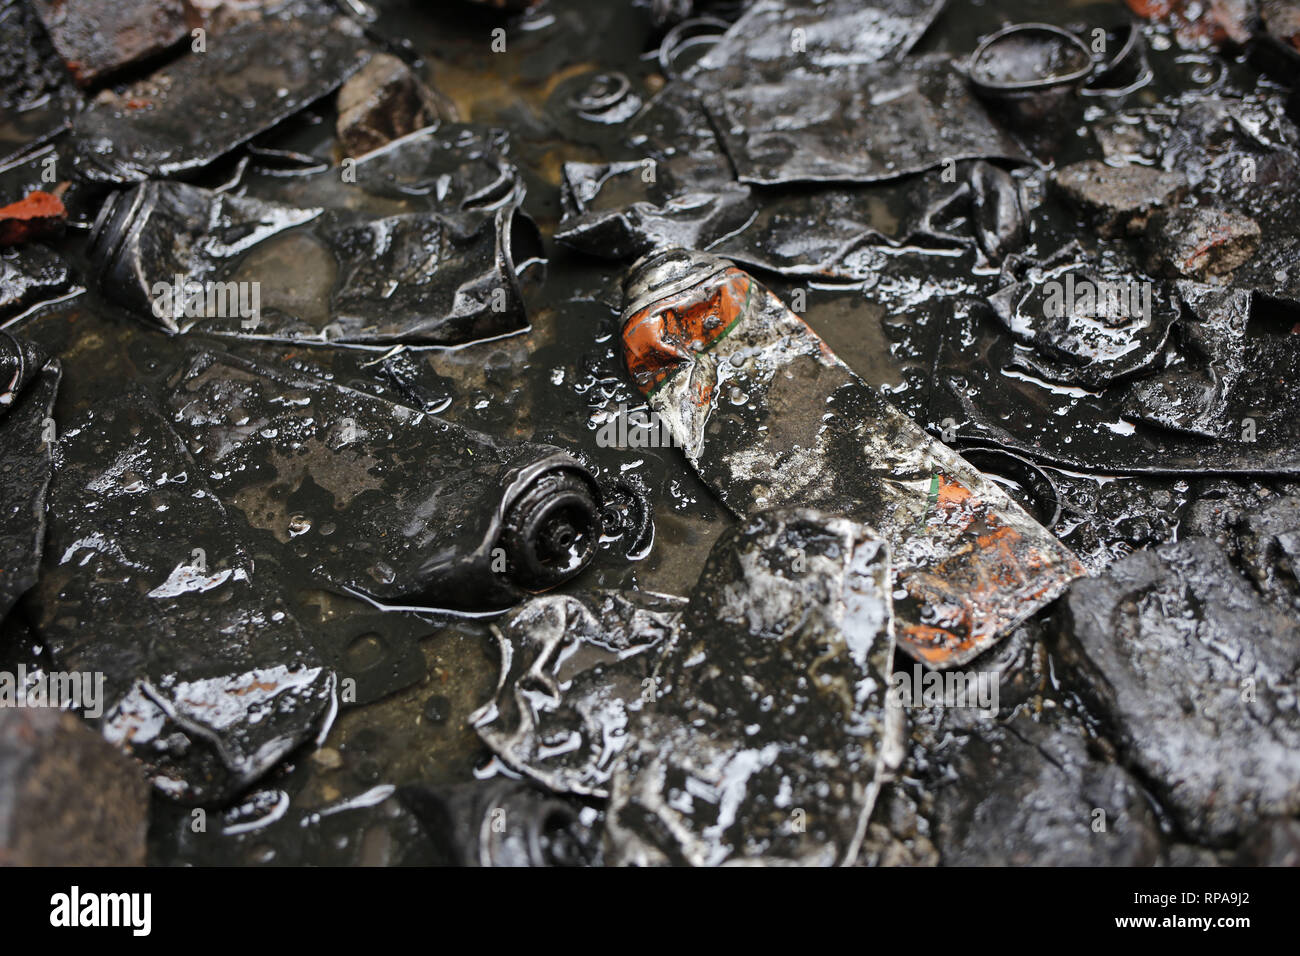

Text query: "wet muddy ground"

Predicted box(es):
[2, 0, 1300, 866]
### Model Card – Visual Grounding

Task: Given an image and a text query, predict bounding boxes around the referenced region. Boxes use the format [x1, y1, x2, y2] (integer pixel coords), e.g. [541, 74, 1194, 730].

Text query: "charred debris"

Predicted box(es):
[0, 0, 1298, 867]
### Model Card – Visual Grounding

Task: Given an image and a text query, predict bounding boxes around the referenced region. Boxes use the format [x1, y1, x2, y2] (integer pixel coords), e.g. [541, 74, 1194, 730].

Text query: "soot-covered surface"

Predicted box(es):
[0, 0, 1298, 867]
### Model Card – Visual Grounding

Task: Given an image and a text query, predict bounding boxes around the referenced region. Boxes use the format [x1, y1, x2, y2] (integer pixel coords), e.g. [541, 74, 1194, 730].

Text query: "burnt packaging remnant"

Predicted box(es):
[925, 283, 1300, 476]
[87, 127, 541, 346]
[988, 244, 1179, 390]
[472, 589, 688, 798]
[700, 54, 1028, 186]
[604, 509, 900, 866]
[687, 0, 947, 89]
[167, 352, 602, 609]
[0, 334, 58, 619]
[558, 156, 1026, 278]
[70, 11, 371, 183]
[29, 392, 334, 804]
[619, 249, 1085, 668]
[86, 179, 321, 331]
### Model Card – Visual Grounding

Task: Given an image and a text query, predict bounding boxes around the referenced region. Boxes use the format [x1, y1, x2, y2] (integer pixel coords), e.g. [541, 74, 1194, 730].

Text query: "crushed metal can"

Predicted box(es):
[167, 351, 603, 609]
[604, 507, 900, 866]
[618, 248, 1086, 668]
[86, 165, 540, 346]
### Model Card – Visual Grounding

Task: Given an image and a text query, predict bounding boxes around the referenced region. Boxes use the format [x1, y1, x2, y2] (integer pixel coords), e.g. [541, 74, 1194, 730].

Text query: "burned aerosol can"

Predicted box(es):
[168, 352, 603, 609]
[620, 248, 1086, 668]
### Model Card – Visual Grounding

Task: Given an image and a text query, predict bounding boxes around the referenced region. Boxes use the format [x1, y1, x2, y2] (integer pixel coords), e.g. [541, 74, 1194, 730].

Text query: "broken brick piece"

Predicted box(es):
[0, 190, 67, 246]
[31, 0, 189, 88]
[336, 53, 455, 159]
[1053, 160, 1188, 237]
[1146, 206, 1261, 280]
[0, 709, 150, 866]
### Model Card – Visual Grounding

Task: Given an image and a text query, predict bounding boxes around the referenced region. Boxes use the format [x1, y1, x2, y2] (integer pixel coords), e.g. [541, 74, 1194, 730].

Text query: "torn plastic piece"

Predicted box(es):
[619, 248, 1085, 668]
[988, 245, 1178, 388]
[29, 392, 334, 804]
[719, 163, 1028, 274]
[604, 508, 898, 866]
[85, 179, 321, 331]
[926, 290, 1300, 475]
[559, 159, 1024, 277]
[1123, 283, 1250, 439]
[472, 590, 687, 798]
[167, 351, 602, 609]
[687, 0, 947, 89]
[70, 11, 371, 183]
[557, 161, 754, 262]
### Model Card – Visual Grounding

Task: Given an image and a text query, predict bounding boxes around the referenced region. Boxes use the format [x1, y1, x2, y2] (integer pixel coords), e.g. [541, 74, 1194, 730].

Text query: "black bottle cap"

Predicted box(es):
[500, 468, 600, 591]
